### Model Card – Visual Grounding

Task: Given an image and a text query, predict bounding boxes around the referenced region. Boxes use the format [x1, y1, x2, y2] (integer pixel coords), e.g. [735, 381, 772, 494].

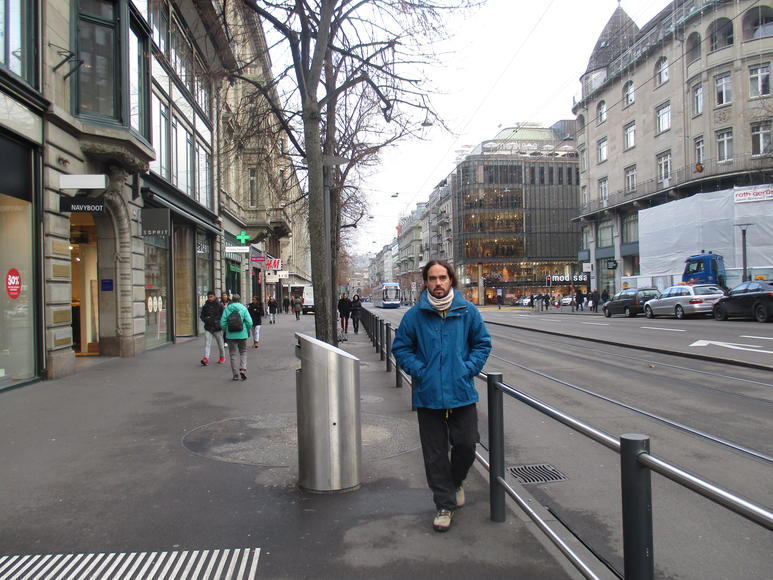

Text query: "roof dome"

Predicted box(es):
[585, 5, 639, 74]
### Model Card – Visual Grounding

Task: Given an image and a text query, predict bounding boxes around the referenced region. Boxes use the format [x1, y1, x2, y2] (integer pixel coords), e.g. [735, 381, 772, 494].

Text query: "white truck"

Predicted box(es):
[290, 285, 315, 314]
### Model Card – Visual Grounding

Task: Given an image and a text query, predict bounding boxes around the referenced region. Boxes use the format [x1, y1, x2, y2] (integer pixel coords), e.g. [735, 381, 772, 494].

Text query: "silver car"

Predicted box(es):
[644, 284, 726, 319]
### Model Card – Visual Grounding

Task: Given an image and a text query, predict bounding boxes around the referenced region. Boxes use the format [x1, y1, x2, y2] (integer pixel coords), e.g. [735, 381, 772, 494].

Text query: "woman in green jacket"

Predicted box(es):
[220, 294, 253, 381]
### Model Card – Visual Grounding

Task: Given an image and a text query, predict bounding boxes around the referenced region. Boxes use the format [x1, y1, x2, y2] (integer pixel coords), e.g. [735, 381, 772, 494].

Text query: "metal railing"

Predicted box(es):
[360, 307, 773, 580]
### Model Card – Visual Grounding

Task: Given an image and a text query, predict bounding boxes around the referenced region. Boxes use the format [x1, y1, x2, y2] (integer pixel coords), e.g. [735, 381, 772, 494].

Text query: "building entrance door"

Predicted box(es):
[70, 213, 100, 355]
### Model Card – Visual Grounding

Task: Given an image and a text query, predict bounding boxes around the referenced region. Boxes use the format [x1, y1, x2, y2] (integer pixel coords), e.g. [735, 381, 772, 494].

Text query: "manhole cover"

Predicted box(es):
[508, 464, 567, 485]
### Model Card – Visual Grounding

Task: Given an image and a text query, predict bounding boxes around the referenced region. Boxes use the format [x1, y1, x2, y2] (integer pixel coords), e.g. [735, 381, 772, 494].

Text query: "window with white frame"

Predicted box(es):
[694, 136, 704, 165]
[624, 165, 637, 193]
[581, 185, 588, 206]
[597, 138, 608, 163]
[655, 57, 669, 86]
[579, 147, 587, 171]
[749, 64, 770, 98]
[656, 102, 671, 133]
[598, 177, 609, 205]
[751, 121, 771, 155]
[693, 84, 703, 115]
[623, 81, 635, 107]
[715, 73, 732, 106]
[657, 151, 672, 185]
[716, 129, 733, 161]
[623, 122, 635, 150]
[597, 101, 607, 124]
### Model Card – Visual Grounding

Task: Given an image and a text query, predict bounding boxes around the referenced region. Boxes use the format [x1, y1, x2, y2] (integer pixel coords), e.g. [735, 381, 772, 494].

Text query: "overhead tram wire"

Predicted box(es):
[401, 0, 668, 196]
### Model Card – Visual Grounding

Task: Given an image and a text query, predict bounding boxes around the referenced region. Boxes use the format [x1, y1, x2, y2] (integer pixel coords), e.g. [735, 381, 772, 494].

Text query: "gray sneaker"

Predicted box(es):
[432, 509, 453, 532]
[456, 486, 465, 508]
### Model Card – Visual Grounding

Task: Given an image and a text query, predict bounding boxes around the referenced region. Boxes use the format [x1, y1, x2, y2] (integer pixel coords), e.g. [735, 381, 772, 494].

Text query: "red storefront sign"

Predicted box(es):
[6, 268, 21, 299]
[265, 259, 282, 270]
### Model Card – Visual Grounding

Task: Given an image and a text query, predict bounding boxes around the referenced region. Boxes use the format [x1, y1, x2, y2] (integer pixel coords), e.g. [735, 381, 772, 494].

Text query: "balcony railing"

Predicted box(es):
[579, 152, 772, 218]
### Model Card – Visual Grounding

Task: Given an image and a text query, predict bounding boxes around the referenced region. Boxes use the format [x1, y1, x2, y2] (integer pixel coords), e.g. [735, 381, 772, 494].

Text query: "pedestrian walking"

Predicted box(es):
[601, 288, 610, 303]
[575, 288, 585, 312]
[591, 289, 600, 313]
[543, 294, 550, 311]
[248, 296, 264, 348]
[267, 296, 278, 324]
[350, 294, 362, 334]
[220, 292, 230, 346]
[392, 260, 492, 533]
[282, 297, 290, 314]
[497, 294, 503, 310]
[220, 294, 252, 381]
[292, 295, 302, 320]
[199, 291, 225, 366]
[338, 293, 352, 334]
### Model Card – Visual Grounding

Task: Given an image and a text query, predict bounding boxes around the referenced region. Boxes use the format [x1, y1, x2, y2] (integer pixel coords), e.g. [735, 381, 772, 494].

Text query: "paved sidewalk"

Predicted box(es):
[0, 311, 587, 579]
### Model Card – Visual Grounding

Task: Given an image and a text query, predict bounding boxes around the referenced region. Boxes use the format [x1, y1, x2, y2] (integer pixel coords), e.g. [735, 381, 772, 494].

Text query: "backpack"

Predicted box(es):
[227, 308, 243, 332]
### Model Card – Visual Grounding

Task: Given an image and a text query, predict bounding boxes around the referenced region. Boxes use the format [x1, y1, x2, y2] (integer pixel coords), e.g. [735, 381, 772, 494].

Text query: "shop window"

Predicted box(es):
[597, 220, 613, 247]
[622, 214, 638, 244]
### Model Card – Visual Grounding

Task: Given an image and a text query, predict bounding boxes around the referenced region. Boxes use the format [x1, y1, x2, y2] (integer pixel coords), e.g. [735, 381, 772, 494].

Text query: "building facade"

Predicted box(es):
[574, 0, 773, 294]
[452, 123, 583, 305]
[0, 0, 307, 389]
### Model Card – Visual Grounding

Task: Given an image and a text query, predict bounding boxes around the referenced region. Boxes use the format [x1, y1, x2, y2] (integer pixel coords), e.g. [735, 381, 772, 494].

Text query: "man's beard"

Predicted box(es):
[431, 286, 449, 298]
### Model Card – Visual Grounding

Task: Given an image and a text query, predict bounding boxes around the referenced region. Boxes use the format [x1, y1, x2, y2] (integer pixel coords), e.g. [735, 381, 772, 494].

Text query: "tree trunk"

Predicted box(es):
[303, 101, 334, 344]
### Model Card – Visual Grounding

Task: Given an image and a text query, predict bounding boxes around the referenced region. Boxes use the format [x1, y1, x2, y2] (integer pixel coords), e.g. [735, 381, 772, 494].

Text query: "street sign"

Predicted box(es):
[266, 258, 282, 269]
[606, 260, 618, 270]
[225, 246, 249, 253]
[277, 270, 289, 279]
[265, 273, 279, 283]
[582, 262, 593, 272]
[60, 196, 105, 212]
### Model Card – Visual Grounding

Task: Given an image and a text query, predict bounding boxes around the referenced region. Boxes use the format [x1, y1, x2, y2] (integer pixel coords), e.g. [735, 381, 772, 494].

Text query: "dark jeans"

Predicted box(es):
[351, 313, 360, 333]
[417, 403, 479, 510]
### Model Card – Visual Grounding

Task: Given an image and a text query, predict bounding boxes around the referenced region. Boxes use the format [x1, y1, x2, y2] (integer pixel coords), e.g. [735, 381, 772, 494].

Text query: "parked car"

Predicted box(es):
[713, 280, 773, 322]
[644, 284, 726, 319]
[603, 288, 660, 317]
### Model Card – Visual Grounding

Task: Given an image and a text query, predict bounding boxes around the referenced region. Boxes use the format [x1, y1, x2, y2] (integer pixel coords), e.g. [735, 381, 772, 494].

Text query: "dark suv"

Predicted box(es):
[603, 288, 660, 318]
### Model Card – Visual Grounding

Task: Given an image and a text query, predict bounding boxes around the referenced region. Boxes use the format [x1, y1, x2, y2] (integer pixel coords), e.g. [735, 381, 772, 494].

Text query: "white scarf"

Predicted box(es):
[427, 288, 454, 311]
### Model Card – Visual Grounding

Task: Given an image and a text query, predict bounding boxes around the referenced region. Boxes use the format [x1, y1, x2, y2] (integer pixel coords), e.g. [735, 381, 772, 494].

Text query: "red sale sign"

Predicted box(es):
[6, 268, 21, 299]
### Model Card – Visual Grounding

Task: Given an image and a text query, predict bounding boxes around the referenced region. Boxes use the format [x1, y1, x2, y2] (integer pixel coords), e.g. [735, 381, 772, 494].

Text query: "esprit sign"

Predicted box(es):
[6, 268, 21, 299]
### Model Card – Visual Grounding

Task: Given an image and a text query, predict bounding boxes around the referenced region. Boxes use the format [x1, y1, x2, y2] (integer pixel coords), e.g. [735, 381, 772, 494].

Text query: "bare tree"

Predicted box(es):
[237, 0, 478, 344]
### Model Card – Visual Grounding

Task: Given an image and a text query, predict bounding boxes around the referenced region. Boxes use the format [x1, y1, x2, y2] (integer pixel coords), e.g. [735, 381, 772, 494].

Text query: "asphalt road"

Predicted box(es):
[366, 304, 773, 579]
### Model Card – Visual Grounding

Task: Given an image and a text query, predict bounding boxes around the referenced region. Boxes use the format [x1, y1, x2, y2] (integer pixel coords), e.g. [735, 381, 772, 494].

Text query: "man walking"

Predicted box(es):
[392, 260, 492, 533]
[267, 296, 278, 324]
[220, 294, 252, 381]
[199, 291, 225, 366]
[292, 295, 302, 320]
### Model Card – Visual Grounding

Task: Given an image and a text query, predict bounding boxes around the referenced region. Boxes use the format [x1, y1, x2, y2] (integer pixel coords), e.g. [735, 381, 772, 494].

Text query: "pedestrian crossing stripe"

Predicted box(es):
[0, 547, 260, 579]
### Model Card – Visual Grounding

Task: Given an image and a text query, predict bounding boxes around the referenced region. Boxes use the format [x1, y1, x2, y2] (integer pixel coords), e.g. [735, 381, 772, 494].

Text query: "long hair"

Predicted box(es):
[421, 259, 458, 288]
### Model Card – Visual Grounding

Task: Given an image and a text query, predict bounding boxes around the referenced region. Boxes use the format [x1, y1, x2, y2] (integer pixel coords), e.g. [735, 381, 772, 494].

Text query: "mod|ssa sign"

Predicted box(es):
[5, 268, 21, 299]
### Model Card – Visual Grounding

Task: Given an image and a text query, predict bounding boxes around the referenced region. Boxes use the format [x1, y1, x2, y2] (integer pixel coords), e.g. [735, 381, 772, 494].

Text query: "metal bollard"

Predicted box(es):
[385, 323, 392, 372]
[395, 362, 402, 388]
[487, 373, 506, 522]
[620, 434, 654, 580]
[377, 319, 383, 358]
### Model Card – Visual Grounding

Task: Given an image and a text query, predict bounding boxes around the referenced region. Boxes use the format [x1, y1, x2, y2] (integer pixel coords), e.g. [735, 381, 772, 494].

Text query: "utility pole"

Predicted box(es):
[735, 223, 753, 282]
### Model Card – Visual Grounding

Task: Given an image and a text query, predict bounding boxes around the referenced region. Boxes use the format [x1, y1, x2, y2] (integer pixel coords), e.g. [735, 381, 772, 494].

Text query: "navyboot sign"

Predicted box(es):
[59, 196, 105, 213]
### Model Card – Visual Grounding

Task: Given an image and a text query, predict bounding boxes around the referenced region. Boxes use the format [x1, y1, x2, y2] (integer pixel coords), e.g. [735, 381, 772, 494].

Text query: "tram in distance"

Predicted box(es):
[375, 282, 401, 308]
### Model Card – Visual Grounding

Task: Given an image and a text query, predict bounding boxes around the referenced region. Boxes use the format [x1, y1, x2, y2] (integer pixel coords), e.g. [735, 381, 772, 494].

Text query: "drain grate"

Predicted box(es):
[508, 463, 567, 485]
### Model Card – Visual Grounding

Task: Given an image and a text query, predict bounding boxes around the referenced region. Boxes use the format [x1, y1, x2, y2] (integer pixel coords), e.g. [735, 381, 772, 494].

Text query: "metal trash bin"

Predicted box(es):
[295, 332, 361, 493]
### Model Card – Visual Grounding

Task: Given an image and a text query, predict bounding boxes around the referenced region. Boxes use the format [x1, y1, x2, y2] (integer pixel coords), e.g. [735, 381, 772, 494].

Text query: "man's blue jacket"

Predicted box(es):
[392, 289, 492, 409]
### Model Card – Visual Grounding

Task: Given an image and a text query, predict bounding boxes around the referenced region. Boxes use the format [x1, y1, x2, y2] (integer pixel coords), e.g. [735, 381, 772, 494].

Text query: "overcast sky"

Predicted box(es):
[354, 0, 673, 253]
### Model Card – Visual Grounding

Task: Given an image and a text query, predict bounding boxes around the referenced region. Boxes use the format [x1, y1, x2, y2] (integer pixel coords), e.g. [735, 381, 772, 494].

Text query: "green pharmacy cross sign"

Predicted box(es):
[236, 230, 251, 244]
